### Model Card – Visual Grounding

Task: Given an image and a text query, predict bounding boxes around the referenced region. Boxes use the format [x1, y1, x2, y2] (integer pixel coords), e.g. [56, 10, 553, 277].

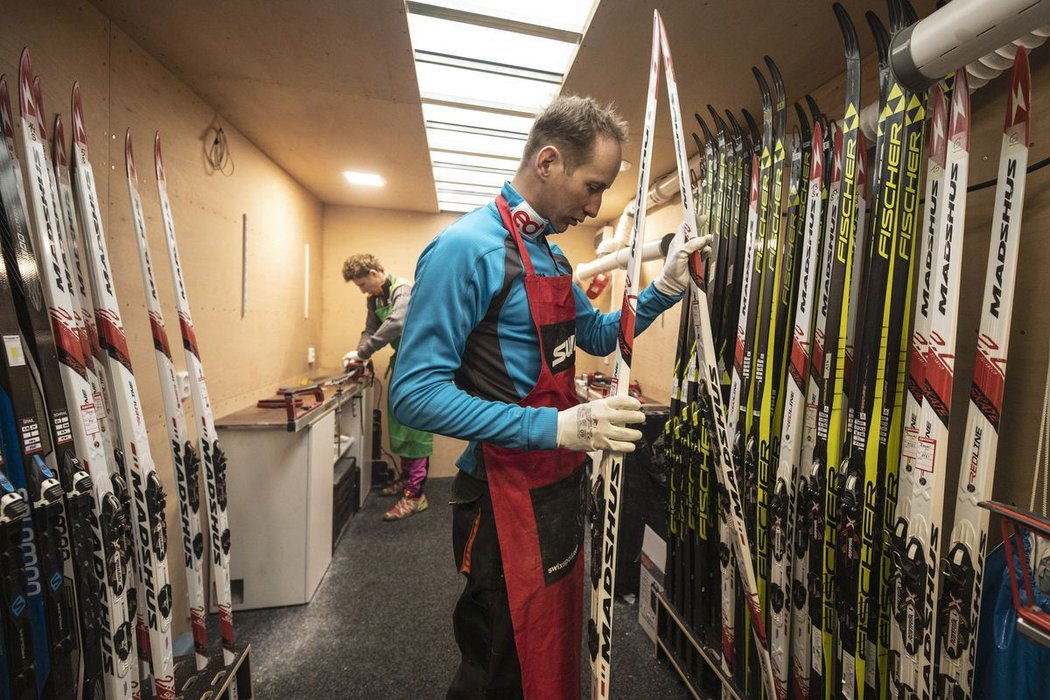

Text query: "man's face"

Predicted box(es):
[541, 135, 622, 233]
[352, 269, 385, 296]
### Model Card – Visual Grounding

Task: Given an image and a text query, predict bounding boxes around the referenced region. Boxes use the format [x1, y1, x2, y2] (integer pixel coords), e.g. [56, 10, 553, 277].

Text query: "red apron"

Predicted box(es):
[483, 195, 587, 699]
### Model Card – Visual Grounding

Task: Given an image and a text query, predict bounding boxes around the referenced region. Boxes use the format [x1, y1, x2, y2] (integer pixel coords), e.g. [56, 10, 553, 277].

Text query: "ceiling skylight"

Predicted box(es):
[406, 0, 597, 214]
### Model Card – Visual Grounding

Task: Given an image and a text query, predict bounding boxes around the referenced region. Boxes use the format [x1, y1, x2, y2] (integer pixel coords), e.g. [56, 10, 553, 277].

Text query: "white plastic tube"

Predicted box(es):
[574, 232, 674, 282]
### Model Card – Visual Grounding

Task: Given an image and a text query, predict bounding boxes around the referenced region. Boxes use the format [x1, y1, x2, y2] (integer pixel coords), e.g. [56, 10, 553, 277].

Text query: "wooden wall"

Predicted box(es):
[0, 0, 325, 642]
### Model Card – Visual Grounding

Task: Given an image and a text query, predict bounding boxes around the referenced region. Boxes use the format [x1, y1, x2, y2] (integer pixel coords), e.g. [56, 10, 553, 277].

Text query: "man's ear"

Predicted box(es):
[535, 145, 560, 180]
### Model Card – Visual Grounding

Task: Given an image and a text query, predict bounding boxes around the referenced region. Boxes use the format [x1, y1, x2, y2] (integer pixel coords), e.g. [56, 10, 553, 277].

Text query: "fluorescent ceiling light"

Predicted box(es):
[413, 0, 594, 33]
[407, 0, 598, 211]
[407, 14, 576, 73]
[434, 165, 509, 188]
[416, 63, 560, 113]
[430, 150, 519, 172]
[438, 201, 477, 213]
[437, 194, 494, 208]
[435, 183, 500, 197]
[343, 171, 385, 187]
[426, 127, 526, 160]
[422, 103, 535, 135]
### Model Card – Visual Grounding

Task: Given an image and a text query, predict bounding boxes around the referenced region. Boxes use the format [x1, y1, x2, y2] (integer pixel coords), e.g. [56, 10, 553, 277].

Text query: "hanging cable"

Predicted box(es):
[204, 119, 234, 175]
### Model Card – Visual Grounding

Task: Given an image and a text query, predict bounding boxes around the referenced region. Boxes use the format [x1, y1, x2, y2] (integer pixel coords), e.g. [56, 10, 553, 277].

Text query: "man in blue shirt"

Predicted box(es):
[391, 95, 706, 699]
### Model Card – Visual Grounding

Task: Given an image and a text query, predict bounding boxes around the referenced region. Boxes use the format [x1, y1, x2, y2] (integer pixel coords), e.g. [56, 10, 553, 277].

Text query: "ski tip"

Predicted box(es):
[832, 4, 860, 59]
[928, 83, 948, 165]
[805, 94, 822, 123]
[32, 76, 47, 140]
[725, 108, 742, 133]
[707, 104, 727, 132]
[794, 102, 812, 144]
[742, 108, 760, 145]
[0, 75, 12, 141]
[1006, 47, 1031, 142]
[155, 131, 167, 183]
[124, 129, 137, 182]
[726, 109, 748, 150]
[53, 113, 67, 168]
[71, 82, 88, 150]
[695, 112, 713, 142]
[764, 55, 784, 93]
[691, 131, 704, 158]
[18, 48, 36, 123]
[752, 66, 771, 106]
[865, 11, 889, 64]
[948, 68, 970, 149]
[793, 101, 806, 129]
[897, 0, 919, 27]
[886, 0, 903, 35]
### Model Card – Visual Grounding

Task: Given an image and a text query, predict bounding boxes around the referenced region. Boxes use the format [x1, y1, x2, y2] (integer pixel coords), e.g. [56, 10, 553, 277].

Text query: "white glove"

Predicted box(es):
[653, 217, 712, 296]
[555, 395, 646, 453]
[342, 350, 360, 367]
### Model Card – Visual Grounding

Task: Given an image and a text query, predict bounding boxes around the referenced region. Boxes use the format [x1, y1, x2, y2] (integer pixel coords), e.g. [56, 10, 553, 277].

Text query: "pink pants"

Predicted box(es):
[400, 456, 429, 497]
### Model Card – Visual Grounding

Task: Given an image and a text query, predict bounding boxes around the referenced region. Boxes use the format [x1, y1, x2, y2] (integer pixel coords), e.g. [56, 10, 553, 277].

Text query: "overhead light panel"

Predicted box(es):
[437, 200, 477, 214]
[407, 15, 577, 73]
[343, 171, 385, 187]
[430, 150, 519, 172]
[408, 0, 593, 35]
[407, 0, 599, 215]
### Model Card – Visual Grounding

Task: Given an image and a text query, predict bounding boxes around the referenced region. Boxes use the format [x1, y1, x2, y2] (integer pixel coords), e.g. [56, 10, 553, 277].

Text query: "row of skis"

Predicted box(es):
[0, 48, 236, 700]
[659, 2, 1033, 699]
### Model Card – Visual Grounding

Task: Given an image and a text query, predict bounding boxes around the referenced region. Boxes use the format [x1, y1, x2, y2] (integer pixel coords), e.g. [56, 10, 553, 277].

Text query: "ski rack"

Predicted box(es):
[169, 645, 253, 699]
[980, 501, 1050, 649]
[654, 590, 743, 699]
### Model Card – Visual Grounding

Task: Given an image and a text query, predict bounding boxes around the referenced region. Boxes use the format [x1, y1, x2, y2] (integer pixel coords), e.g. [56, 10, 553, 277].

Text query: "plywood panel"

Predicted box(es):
[0, 0, 325, 644]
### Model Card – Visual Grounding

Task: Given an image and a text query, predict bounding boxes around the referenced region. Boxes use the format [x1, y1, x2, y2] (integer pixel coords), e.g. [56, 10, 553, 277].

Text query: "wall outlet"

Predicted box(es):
[307, 346, 316, 364]
[175, 370, 191, 400]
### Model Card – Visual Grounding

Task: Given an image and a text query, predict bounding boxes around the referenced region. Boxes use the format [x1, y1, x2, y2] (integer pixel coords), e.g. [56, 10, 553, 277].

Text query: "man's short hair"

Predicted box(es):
[342, 254, 384, 281]
[520, 95, 629, 174]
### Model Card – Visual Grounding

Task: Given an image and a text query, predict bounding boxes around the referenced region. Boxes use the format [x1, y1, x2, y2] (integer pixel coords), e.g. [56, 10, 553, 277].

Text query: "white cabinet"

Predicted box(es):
[215, 380, 373, 610]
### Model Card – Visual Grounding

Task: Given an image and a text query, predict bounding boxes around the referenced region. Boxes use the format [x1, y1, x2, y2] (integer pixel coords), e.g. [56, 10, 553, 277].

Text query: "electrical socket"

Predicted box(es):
[307, 346, 316, 364]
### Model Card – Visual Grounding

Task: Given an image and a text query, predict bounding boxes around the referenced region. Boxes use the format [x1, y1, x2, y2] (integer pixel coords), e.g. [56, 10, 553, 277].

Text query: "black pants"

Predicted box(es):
[447, 472, 524, 700]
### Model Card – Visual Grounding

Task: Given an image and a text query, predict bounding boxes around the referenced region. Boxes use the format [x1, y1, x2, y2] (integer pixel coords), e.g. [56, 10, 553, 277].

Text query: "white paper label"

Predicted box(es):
[916, 436, 937, 474]
[3, 335, 26, 367]
[902, 428, 918, 459]
[805, 402, 818, 430]
[80, 402, 100, 436]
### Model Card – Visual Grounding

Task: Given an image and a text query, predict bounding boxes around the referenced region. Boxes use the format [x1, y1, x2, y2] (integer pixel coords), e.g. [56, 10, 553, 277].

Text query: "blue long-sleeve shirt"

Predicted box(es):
[390, 182, 680, 474]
